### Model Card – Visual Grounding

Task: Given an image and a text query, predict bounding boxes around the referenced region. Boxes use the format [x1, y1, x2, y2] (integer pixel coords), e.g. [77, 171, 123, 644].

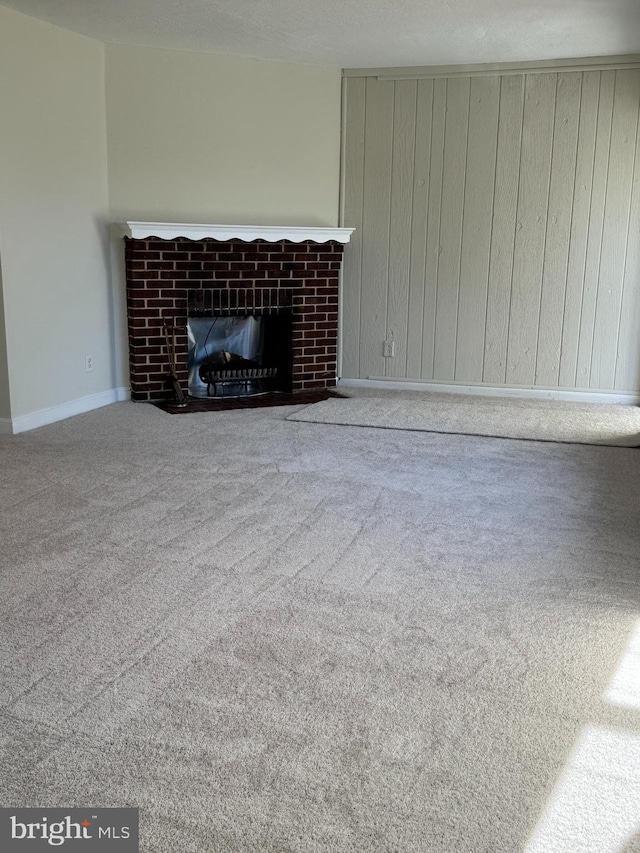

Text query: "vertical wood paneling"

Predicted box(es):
[358, 78, 394, 378]
[433, 78, 470, 380]
[406, 79, 433, 377]
[484, 74, 525, 384]
[535, 72, 582, 386]
[386, 80, 417, 377]
[341, 66, 640, 393]
[421, 78, 446, 379]
[590, 69, 640, 389]
[507, 73, 557, 386]
[455, 76, 500, 381]
[575, 70, 615, 386]
[340, 77, 366, 379]
[615, 98, 640, 391]
[559, 71, 600, 387]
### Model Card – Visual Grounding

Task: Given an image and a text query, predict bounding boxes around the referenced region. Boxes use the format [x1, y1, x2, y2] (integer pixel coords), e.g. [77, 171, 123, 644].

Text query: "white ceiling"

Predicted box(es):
[1, 0, 639, 68]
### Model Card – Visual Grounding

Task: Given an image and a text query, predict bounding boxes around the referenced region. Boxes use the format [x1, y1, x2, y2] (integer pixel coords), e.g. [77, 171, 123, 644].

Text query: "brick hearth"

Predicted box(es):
[124, 237, 344, 402]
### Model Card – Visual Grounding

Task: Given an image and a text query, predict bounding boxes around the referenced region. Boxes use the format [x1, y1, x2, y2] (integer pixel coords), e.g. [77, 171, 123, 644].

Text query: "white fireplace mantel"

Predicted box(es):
[118, 221, 355, 244]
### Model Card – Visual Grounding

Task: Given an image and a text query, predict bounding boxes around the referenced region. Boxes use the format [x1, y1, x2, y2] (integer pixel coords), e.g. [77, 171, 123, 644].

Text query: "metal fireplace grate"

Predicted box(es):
[198, 354, 278, 397]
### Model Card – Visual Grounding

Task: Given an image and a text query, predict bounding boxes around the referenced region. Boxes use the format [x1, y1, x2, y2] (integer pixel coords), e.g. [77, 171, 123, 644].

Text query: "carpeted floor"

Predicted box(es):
[288, 390, 640, 447]
[1, 400, 640, 851]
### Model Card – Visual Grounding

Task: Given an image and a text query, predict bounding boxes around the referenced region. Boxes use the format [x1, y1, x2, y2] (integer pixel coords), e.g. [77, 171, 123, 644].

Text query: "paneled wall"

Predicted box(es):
[341, 66, 640, 392]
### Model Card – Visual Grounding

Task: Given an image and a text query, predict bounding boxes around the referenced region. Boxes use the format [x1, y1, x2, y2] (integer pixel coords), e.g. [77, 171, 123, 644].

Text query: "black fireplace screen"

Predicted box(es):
[187, 314, 292, 398]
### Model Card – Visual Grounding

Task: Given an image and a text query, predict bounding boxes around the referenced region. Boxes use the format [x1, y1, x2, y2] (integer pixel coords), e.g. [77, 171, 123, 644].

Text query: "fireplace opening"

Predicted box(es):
[187, 312, 292, 398]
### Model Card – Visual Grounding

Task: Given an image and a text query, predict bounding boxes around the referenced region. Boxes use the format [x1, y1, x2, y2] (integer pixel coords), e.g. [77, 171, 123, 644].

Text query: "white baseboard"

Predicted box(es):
[5, 386, 130, 435]
[339, 377, 640, 406]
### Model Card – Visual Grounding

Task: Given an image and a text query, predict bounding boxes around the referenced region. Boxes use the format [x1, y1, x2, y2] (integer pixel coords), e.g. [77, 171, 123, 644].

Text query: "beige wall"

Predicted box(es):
[0, 258, 11, 422]
[0, 7, 113, 421]
[106, 45, 342, 226]
[341, 68, 640, 394]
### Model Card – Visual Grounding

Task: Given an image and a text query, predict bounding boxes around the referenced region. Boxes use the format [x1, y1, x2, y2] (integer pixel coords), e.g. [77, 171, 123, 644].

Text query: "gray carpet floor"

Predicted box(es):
[289, 390, 640, 447]
[1, 400, 640, 852]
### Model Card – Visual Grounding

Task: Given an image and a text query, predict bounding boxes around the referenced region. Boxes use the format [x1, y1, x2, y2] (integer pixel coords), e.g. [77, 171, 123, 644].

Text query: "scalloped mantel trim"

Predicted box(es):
[118, 222, 355, 244]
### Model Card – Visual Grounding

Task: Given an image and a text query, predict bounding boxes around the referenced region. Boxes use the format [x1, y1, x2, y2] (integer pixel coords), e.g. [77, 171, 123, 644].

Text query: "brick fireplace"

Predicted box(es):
[120, 222, 354, 402]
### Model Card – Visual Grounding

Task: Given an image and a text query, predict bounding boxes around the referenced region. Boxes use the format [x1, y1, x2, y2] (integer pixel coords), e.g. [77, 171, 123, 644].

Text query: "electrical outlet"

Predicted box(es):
[85, 354, 93, 373]
[383, 340, 395, 358]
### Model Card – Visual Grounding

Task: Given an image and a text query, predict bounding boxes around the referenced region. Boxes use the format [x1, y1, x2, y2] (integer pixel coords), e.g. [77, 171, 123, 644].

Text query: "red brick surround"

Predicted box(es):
[124, 237, 344, 401]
